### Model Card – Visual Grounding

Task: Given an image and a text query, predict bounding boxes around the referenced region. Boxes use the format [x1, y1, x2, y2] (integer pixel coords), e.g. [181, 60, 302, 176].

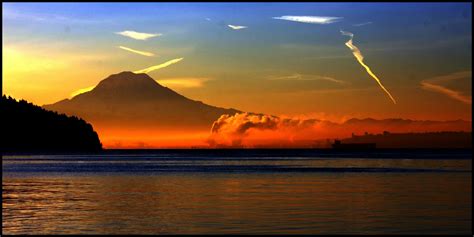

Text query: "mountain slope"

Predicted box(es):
[43, 71, 240, 130]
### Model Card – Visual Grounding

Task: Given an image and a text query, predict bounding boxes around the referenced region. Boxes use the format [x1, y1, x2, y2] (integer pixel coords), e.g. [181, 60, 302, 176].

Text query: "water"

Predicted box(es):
[2, 150, 472, 234]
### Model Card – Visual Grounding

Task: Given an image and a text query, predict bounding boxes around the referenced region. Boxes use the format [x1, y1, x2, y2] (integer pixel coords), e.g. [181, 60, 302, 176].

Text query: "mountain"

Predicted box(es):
[42, 71, 241, 148]
[43, 71, 240, 131]
[2, 95, 102, 152]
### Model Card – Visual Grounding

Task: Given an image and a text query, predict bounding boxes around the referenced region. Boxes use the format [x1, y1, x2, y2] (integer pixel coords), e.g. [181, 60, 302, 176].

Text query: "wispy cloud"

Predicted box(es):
[70, 85, 95, 98]
[116, 30, 161, 40]
[228, 25, 247, 30]
[422, 71, 471, 84]
[133, 58, 184, 74]
[157, 77, 211, 88]
[364, 36, 471, 52]
[273, 16, 343, 24]
[267, 73, 346, 84]
[3, 8, 108, 24]
[341, 30, 397, 104]
[303, 55, 352, 60]
[353, 22, 373, 27]
[118, 46, 154, 57]
[205, 18, 212, 21]
[420, 71, 472, 104]
[421, 82, 472, 105]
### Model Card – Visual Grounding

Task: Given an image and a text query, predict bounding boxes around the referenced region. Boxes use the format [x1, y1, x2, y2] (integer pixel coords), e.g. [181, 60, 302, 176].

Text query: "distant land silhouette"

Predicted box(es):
[339, 131, 472, 148]
[43, 71, 240, 130]
[2, 95, 102, 153]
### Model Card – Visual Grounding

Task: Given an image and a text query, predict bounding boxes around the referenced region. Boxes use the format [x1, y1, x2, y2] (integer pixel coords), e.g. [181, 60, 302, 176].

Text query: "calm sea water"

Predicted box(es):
[2, 150, 472, 234]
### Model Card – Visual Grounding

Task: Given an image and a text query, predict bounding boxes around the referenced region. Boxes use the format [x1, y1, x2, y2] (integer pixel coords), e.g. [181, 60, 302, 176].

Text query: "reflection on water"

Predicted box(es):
[2, 152, 472, 234]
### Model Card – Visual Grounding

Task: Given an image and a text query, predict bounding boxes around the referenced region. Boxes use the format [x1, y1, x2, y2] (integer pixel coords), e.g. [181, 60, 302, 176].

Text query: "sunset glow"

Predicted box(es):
[2, 4, 472, 236]
[3, 2, 472, 148]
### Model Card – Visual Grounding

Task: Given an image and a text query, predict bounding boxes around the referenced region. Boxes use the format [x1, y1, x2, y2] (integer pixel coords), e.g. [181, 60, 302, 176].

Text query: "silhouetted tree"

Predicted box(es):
[2, 95, 102, 153]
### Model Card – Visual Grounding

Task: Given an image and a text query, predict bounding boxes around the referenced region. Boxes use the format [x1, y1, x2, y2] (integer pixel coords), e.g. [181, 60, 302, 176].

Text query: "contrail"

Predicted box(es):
[340, 30, 397, 104]
[133, 58, 183, 74]
[118, 46, 154, 57]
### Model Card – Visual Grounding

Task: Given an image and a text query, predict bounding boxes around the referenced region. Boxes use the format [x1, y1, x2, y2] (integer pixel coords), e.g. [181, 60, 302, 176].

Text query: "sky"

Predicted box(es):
[3, 2, 472, 121]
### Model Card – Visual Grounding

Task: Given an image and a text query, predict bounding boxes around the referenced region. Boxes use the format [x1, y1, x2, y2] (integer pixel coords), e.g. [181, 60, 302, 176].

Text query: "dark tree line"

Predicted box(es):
[2, 95, 102, 153]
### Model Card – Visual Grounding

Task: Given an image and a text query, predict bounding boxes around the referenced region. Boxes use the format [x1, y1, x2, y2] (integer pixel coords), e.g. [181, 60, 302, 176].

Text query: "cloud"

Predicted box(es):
[208, 112, 351, 148]
[303, 55, 352, 60]
[267, 73, 346, 84]
[273, 15, 343, 24]
[133, 58, 184, 74]
[422, 71, 471, 84]
[156, 77, 211, 88]
[421, 82, 472, 104]
[3, 8, 108, 24]
[208, 113, 284, 147]
[228, 24, 247, 30]
[363, 36, 471, 52]
[205, 18, 211, 21]
[208, 112, 472, 148]
[70, 85, 95, 98]
[340, 30, 397, 104]
[353, 22, 373, 27]
[118, 46, 154, 57]
[115, 30, 162, 40]
[211, 113, 279, 135]
[420, 71, 472, 104]
[340, 30, 354, 38]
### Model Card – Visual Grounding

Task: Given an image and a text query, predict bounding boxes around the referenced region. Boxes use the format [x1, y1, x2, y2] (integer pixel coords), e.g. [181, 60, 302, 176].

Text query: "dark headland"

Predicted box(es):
[2, 95, 102, 153]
